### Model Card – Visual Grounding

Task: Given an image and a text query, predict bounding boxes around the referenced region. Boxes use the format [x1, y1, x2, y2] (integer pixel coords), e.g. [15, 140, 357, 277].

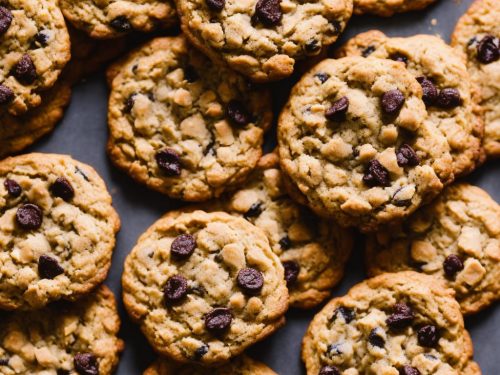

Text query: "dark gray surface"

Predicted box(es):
[26, 0, 499, 373]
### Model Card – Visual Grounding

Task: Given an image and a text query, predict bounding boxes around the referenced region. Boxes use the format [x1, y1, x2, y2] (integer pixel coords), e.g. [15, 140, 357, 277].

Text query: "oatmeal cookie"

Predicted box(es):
[353, 0, 437, 17]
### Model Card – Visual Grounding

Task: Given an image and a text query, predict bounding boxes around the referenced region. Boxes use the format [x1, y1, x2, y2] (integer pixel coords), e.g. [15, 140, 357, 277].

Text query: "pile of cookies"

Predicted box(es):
[0, 0, 498, 374]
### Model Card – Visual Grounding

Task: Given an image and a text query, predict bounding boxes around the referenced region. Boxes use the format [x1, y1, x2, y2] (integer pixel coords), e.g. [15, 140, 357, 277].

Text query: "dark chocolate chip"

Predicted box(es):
[443, 254, 464, 278]
[205, 307, 232, 333]
[156, 148, 182, 176]
[314, 72, 330, 83]
[435, 88, 461, 108]
[184, 65, 199, 83]
[16, 203, 43, 230]
[319, 365, 340, 375]
[279, 235, 292, 250]
[417, 325, 439, 347]
[171, 234, 196, 259]
[244, 202, 263, 219]
[399, 366, 421, 375]
[74, 353, 99, 375]
[38, 255, 64, 279]
[381, 89, 405, 115]
[109, 16, 132, 32]
[12, 54, 37, 84]
[227, 100, 252, 126]
[386, 303, 415, 330]
[326, 343, 343, 356]
[334, 306, 355, 323]
[391, 54, 408, 64]
[237, 267, 264, 295]
[325, 96, 349, 122]
[416, 77, 438, 106]
[4, 179, 22, 197]
[330, 20, 341, 35]
[0, 358, 9, 366]
[51, 177, 75, 201]
[254, 0, 282, 27]
[305, 39, 321, 54]
[164, 275, 189, 303]
[476, 35, 499, 64]
[206, 0, 225, 12]
[368, 329, 385, 347]
[0, 84, 14, 105]
[124, 94, 136, 113]
[396, 144, 420, 167]
[363, 159, 390, 187]
[282, 260, 300, 286]
[0, 6, 12, 35]
[194, 344, 209, 359]
[362, 45, 375, 57]
[32, 31, 49, 48]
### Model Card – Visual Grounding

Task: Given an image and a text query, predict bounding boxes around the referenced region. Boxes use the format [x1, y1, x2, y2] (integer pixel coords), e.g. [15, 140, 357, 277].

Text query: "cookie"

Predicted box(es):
[0, 285, 124, 374]
[0, 0, 70, 115]
[175, 0, 353, 82]
[452, 0, 500, 157]
[353, 0, 437, 17]
[365, 183, 500, 315]
[59, 0, 177, 39]
[278, 56, 453, 232]
[144, 355, 277, 375]
[336, 31, 484, 177]
[0, 153, 120, 310]
[107, 36, 273, 202]
[122, 210, 288, 365]
[302, 271, 481, 374]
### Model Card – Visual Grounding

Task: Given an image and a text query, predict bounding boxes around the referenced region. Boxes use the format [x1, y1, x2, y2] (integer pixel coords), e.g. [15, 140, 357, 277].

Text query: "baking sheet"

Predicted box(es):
[27, 0, 499, 372]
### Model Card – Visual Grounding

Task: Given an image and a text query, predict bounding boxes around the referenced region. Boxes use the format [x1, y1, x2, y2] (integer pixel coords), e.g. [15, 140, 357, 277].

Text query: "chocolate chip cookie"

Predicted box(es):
[122, 210, 288, 365]
[278, 56, 453, 232]
[59, 0, 177, 39]
[353, 0, 437, 17]
[452, 0, 500, 157]
[0, 285, 124, 374]
[108, 36, 273, 202]
[175, 0, 353, 82]
[336, 31, 484, 177]
[366, 183, 500, 315]
[0, 0, 70, 115]
[302, 271, 481, 374]
[144, 355, 277, 375]
[0, 153, 120, 310]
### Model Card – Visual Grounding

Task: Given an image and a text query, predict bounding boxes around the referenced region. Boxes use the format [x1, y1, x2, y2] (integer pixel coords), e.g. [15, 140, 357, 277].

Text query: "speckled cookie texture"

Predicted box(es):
[278, 56, 453, 232]
[366, 183, 500, 315]
[59, 0, 177, 39]
[0, 0, 70, 115]
[302, 271, 481, 375]
[175, 0, 353, 82]
[108, 36, 273, 202]
[144, 355, 277, 375]
[353, 0, 437, 16]
[0, 153, 120, 310]
[452, 0, 500, 157]
[336, 31, 483, 177]
[0, 285, 124, 374]
[218, 152, 353, 309]
[122, 210, 288, 366]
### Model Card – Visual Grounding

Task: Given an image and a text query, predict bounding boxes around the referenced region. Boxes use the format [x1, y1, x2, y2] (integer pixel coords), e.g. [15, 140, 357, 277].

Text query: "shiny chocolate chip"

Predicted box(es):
[476, 35, 499, 64]
[237, 267, 264, 295]
[12, 54, 37, 84]
[417, 325, 439, 347]
[416, 77, 438, 106]
[38, 255, 64, 279]
[4, 179, 21, 197]
[396, 144, 420, 167]
[74, 353, 99, 375]
[171, 234, 196, 259]
[386, 303, 414, 330]
[443, 254, 464, 278]
[205, 307, 232, 333]
[381, 89, 405, 115]
[156, 148, 182, 176]
[363, 159, 390, 187]
[51, 177, 75, 201]
[254, 0, 282, 27]
[164, 275, 189, 303]
[435, 88, 461, 108]
[325, 96, 349, 122]
[16, 203, 43, 230]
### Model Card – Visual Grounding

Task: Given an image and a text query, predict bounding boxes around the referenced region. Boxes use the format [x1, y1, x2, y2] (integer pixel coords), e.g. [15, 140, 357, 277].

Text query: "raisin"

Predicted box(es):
[254, 0, 282, 27]
[386, 303, 414, 330]
[12, 54, 37, 84]
[417, 325, 439, 347]
[396, 144, 420, 167]
[363, 160, 390, 187]
[443, 254, 464, 278]
[156, 148, 182, 176]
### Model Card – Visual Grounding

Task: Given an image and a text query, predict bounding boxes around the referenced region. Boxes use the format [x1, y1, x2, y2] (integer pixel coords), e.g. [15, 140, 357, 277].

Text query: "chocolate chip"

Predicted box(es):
[38, 255, 64, 279]
[164, 275, 189, 303]
[74, 353, 99, 375]
[227, 100, 252, 126]
[205, 307, 232, 333]
[435, 88, 461, 108]
[363, 159, 390, 187]
[31, 31, 49, 48]
[399, 366, 421, 375]
[319, 365, 340, 375]
[476, 35, 499, 64]
[326, 343, 343, 356]
[330, 20, 341, 35]
[51, 177, 75, 201]
[184, 65, 199, 83]
[443, 254, 464, 278]
[123, 94, 136, 113]
[244, 202, 263, 219]
[416, 77, 438, 106]
[368, 329, 385, 347]
[0, 84, 14, 105]
[381, 89, 405, 115]
[110, 16, 132, 32]
[325, 96, 349, 122]
[171, 234, 196, 259]
[391, 54, 408, 64]
[12, 54, 37, 84]
[206, 0, 225, 11]
[386, 303, 414, 330]
[4, 179, 22, 197]
[334, 306, 355, 323]
[396, 144, 420, 167]
[417, 325, 439, 347]
[156, 148, 182, 176]
[362, 45, 375, 57]
[314, 72, 330, 83]
[16, 203, 43, 230]
[279, 235, 292, 250]
[0, 358, 9, 366]
[237, 268, 264, 295]
[282, 260, 300, 286]
[305, 39, 321, 54]
[254, 0, 282, 27]
[194, 344, 208, 359]
[0, 6, 12, 35]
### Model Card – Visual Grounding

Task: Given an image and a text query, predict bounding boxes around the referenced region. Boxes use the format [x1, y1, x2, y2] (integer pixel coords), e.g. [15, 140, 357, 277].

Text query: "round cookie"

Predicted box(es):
[452, 0, 500, 157]
[108, 36, 273, 202]
[144, 355, 277, 375]
[336, 31, 484, 177]
[59, 0, 177, 39]
[122, 210, 288, 365]
[0, 285, 124, 374]
[278, 56, 453, 232]
[0, 0, 70, 115]
[0, 153, 120, 310]
[175, 0, 353, 82]
[365, 183, 500, 315]
[302, 271, 481, 374]
[353, 0, 437, 17]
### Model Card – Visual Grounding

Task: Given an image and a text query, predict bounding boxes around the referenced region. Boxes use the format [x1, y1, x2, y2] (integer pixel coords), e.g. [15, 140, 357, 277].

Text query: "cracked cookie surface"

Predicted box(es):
[122, 210, 288, 366]
[366, 183, 500, 315]
[0, 153, 120, 310]
[108, 36, 273, 202]
[353, 0, 437, 16]
[302, 272, 480, 375]
[452, 0, 500, 157]
[336, 31, 483, 177]
[0, 285, 123, 375]
[175, 0, 353, 82]
[278, 56, 453, 232]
